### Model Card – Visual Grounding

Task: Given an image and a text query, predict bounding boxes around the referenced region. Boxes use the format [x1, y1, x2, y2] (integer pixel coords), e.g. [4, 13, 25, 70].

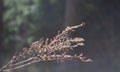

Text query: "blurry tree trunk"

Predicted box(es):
[0, 0, 4, 65]
[64, 0, 82, 26]
[0, 0, 3, 50]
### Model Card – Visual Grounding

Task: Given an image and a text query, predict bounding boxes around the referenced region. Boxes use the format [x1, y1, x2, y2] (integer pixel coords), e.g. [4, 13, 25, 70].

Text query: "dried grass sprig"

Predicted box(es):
[0, 23, 92, 72]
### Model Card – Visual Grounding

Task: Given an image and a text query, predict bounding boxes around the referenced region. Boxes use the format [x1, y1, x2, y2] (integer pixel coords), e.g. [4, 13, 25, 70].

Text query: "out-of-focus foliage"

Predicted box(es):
[3, 0, 39, 50]
[3, 0, 65, 51]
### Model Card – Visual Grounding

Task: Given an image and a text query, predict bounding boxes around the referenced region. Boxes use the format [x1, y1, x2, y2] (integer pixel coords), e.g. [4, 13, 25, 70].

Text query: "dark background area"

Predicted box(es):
[0, 0, 120, 72]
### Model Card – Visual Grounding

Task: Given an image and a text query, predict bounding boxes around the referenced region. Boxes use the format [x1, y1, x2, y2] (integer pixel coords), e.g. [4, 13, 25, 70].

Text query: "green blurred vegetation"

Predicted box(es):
[4, 0, 39, 50]
[3, 0, 65, 51]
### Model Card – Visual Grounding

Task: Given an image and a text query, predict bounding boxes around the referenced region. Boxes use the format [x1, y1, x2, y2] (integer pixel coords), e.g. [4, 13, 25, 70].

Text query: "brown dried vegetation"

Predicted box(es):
[0, 23, 92, 72]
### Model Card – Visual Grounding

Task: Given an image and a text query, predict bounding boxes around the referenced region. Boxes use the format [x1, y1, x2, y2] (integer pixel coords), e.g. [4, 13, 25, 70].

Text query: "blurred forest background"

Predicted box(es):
[0, 0, 120, 72]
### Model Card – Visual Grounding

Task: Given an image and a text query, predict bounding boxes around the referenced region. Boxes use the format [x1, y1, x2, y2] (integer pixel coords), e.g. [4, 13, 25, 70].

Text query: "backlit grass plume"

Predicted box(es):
[0, 23, 92, 72]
